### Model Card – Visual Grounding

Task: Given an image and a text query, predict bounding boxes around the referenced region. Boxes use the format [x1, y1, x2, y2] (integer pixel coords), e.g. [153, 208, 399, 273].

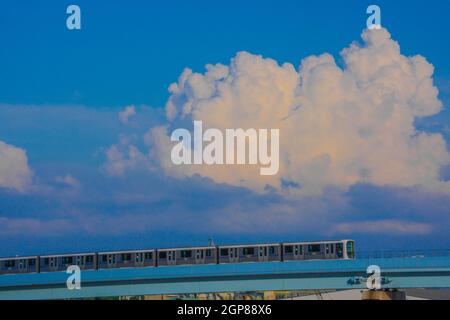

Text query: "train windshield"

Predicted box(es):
[346, 241, 355, 259]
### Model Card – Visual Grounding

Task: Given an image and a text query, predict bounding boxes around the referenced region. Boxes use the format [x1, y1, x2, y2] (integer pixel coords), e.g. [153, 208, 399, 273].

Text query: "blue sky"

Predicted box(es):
[0, 0, 450, 256]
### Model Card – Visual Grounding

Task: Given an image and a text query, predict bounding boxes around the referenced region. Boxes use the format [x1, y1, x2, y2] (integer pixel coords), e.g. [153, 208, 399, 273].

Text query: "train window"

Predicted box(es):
[308, 244, 321, 253]
[206, 249, 212, 257]
[299, 246, 303, 254]
[159, 252, 167, 259]
[325, 244, 330, 254]
[28, 259, 35, 266]
[336, 243, 343, 258]
[145, 252, 153, 260]
[86, 256, 94, 263]
[181, 250, 192, 258]
[331, 244, 334, 254]
[5, 260, 15, 268]
[284, 246, 293, 254]
[102, 255, 107, 263]
[44, 258, 49, 265]
[62, 257, 73, 264]
[220, 249, 229, 256]
[269, 247, 275, 255]
[121, 253, 132, 261]
[243, 248, 255, 256]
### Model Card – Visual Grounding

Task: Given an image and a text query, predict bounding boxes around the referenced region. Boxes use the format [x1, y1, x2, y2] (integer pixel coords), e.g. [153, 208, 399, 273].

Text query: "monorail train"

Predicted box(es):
[0, 239, 355, 275]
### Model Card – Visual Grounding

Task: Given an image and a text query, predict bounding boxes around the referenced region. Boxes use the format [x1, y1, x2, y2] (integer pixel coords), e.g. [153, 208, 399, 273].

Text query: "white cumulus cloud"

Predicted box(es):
[104, 135, 153, 177]
[0, 140, 32, 191]
[118, 105, 136, 124]
[148, 28, 450, 195]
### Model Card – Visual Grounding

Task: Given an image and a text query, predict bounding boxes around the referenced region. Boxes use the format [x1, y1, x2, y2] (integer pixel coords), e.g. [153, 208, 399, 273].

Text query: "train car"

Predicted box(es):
[218, 243, 281, 264]
[0, 239, 356, 275]
[0, 256, 39, 275]
[157, 246, 217, 266]
[39, 253, 97, 272]
[282, 239, 355, 261]
[97, 249, 155, 269]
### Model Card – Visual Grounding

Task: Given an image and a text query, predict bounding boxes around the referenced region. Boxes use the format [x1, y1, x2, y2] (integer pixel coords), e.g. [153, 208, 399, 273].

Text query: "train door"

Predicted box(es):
[229, 248, 239, 263]
[49, 257, 57, 270]
[76, 256, 85, 268]
[18, 259, 26, 272]
[294, 245, 302, 260]
[195, 249, 205, 264]
[135, 252, 144, 266]
[325, 243, 331, 259]
[107, 254, 116, 267]
[324, 243, 335, 259]
[168, 250, 176, 265]
[258, 246, 269, 262]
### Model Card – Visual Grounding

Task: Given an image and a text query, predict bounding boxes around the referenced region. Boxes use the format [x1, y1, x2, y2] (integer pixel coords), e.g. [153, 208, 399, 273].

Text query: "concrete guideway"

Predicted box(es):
[1, 256, 450, 299]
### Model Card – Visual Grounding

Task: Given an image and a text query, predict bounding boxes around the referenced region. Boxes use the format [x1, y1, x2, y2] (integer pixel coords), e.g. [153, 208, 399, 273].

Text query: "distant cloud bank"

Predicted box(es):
[332, 220, 432, 235]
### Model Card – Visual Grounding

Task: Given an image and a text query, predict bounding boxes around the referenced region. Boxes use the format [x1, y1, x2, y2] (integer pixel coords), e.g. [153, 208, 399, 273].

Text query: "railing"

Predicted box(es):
[356, 249, 450, 259]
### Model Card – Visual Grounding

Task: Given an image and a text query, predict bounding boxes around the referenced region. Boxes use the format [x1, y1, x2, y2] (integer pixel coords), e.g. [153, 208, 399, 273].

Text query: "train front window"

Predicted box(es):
[346, 241, 355, 259]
